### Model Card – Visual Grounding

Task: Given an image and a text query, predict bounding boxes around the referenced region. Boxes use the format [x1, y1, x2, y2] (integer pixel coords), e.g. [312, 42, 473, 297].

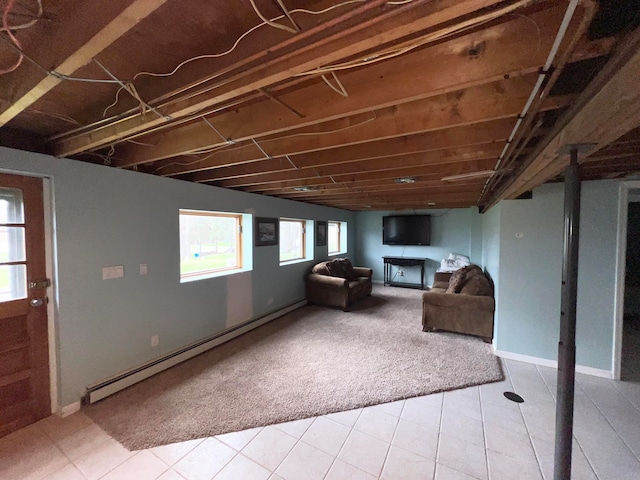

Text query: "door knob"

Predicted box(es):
[30, 298, 44, 307]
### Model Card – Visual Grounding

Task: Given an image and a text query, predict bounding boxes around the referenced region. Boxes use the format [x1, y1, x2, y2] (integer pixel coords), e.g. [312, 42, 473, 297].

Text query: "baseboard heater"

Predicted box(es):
[86, 300, 307, 404]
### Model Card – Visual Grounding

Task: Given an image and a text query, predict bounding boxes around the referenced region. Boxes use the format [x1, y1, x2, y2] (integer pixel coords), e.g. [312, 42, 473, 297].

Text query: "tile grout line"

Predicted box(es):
[576, 377, 640, 466]
[373, 401, 406, 479]
[147, 437, 205, 470]
[503, 360, 546, 480]
[482, 358, 519, 480]
[536, 365, 600, 480]
[478, 384, 493, 480]
[431, 390, 446, 479]
[611, 377, 640, 414]
[264, 420, 316, 478]
[317, 412, 365, 480]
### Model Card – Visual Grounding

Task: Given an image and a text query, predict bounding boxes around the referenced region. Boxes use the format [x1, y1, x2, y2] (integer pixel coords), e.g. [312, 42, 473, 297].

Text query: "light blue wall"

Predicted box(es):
[495, 184, 564, 361]
[1, 147, 355, 406]
[469, 207, 483, 266]
[354, 208, 475, 287]
[575, 180, 620, 369]
[354, 180, 621, 372]
[480, 203, 501, 341]
[494, 181, 620, 370]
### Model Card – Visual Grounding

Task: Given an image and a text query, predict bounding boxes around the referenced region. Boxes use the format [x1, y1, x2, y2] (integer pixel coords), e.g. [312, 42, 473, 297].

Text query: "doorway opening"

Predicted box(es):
[622, 196, 640, 380]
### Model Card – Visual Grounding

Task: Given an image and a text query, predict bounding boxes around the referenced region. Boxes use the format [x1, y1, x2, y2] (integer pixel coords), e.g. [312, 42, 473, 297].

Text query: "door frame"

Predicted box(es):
[613, 180, 640, 380]
[42, 178, 58, 414]
[0, 170, 58, 415]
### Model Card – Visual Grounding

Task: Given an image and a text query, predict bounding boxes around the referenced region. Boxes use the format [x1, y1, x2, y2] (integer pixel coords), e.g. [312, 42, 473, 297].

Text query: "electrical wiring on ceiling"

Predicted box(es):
[102, 0, 373, 117]
[151, 108, 379, 175]
[1, 0, 29, 74]
[151, 145, 232, 174]
[269, 110, 377, 142]
[296, 0, 533, 77]
[0, 0, 42, 32]
[249, 0, 298, 34]
[321, 71, 349, 97]
[25, 109, 81, 125]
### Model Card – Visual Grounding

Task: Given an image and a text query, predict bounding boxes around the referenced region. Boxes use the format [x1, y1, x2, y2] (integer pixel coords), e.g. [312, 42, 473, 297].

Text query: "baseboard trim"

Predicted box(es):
[60, 401, 81, 417]
[86, 300, 308, 404]
[494, 350, 613, 379]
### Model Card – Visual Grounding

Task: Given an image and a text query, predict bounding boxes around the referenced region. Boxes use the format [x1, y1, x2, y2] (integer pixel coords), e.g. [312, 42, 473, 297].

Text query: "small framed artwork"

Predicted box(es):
[316, 221, 327, 247]
[255, 217, 279, 246]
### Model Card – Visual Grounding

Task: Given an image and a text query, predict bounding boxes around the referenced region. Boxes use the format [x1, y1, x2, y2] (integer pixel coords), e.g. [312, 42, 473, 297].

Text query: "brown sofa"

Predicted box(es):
[422, 264, 495, 342]
[306, 258, 373, 311]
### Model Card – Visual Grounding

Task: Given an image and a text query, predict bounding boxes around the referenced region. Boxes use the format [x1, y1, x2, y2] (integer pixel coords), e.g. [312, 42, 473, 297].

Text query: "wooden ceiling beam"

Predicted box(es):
[154, 82, 568, 178]
[277, 182, 484, 200]
[484, 25, 640, 206]
[110, 5, 575, 167]
[215, 157, 498, 188]
[0, 0, 171, 127]
[52, 0, 510, 157]
[243, 175, 481, 194]
[182, 143, 503, 183]
[310, 190, 483, 205]
[156, 84, 561, 177]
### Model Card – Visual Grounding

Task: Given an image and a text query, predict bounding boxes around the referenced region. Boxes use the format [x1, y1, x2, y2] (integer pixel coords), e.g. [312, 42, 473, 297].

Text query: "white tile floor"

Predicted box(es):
[2, 359, 640, 480]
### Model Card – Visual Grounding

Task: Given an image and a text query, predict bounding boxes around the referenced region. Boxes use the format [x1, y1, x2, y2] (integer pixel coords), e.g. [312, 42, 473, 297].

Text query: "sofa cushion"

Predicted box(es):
[342, 258, 357, 281]
[459, 273, 493, 296]
[446, 265, 482, 293]
[312, 261, 331, 275]
[326, 258, 357, 280]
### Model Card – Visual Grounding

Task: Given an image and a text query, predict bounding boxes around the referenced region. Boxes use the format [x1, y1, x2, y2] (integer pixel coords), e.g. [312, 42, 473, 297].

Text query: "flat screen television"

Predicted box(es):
[382, 215, 431, 246]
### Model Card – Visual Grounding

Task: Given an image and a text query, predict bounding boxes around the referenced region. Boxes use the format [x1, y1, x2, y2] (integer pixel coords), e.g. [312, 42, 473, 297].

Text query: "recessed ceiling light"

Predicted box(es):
[393, 176, 417, 184]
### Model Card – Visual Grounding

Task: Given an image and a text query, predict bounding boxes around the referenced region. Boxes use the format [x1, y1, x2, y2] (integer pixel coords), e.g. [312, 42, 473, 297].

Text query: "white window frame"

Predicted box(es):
[328, 220, 347, 256]
[279, 218, 313, 265]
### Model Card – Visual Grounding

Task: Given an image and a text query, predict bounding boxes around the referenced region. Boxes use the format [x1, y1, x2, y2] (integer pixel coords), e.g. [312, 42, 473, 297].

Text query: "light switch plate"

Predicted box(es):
[140, 264, 148, 275]
[102, 265, 124, 279]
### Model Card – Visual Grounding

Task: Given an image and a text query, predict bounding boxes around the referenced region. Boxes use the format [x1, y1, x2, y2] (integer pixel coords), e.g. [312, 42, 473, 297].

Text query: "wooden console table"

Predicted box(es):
[383, 256, 427, 290]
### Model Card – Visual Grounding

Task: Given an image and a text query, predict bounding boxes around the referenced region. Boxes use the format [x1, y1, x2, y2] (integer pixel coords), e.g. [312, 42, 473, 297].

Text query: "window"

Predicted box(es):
[179, 210, 243, 279]
[0, 188, 27, 302]
[328, 221, 347, 255]
[279, 218, 306, 262]
[328, 221, 340, 254]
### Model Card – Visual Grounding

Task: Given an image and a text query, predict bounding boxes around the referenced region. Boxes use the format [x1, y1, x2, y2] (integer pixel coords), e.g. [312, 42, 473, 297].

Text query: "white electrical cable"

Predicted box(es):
[483, 0, 580, 191]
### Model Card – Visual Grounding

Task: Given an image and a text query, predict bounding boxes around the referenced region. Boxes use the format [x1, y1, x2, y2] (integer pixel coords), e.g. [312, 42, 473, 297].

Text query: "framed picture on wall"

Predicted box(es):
[316, 221, 327, 247]
[255, 217, 279, 246]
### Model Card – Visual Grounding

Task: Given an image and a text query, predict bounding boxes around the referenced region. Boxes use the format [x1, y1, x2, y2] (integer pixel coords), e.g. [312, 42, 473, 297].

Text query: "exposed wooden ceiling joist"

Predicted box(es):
[0, 0, 170, 127]
[1, 0, 637, 212]
[109, 5, 580, 168]
[52, 0, 515, 157]
[484, 24, 640, 206]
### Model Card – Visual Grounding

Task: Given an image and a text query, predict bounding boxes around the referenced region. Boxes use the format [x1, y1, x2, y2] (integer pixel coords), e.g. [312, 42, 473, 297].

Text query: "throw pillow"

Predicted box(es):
[326, 259, 348, 278]
[312, 261, 331, 275]
[342, 258, 357, 281]
[446, 265, 480, 293]
[446, 267, 466, 293]
[459, 274, 493, 296]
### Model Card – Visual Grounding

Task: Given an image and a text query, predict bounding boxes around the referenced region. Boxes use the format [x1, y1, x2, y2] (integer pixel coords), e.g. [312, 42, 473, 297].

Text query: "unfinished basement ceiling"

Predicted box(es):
[0, 0, 639, 211]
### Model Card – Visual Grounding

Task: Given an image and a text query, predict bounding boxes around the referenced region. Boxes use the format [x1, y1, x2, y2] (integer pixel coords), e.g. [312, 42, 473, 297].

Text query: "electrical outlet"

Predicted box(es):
[151, 335, 159, 347]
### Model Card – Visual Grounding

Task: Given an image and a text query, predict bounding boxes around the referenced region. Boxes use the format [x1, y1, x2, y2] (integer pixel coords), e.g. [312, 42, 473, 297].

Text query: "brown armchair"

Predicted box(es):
[306, 258, 372, 311]
[422, 265, 495, 342]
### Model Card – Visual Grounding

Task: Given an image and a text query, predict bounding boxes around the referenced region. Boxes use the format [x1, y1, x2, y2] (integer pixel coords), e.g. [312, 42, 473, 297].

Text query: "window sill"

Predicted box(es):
[279, 257, 313, 267]
[180, 267, 250, 283]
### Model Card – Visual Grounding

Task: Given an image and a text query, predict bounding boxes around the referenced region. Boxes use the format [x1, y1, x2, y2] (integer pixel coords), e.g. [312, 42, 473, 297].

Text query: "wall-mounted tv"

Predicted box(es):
[382, 215, 431, 246]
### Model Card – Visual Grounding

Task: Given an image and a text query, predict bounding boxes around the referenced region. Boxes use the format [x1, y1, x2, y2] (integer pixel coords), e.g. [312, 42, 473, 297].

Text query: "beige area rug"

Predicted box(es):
[85, 286, 503, 450]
